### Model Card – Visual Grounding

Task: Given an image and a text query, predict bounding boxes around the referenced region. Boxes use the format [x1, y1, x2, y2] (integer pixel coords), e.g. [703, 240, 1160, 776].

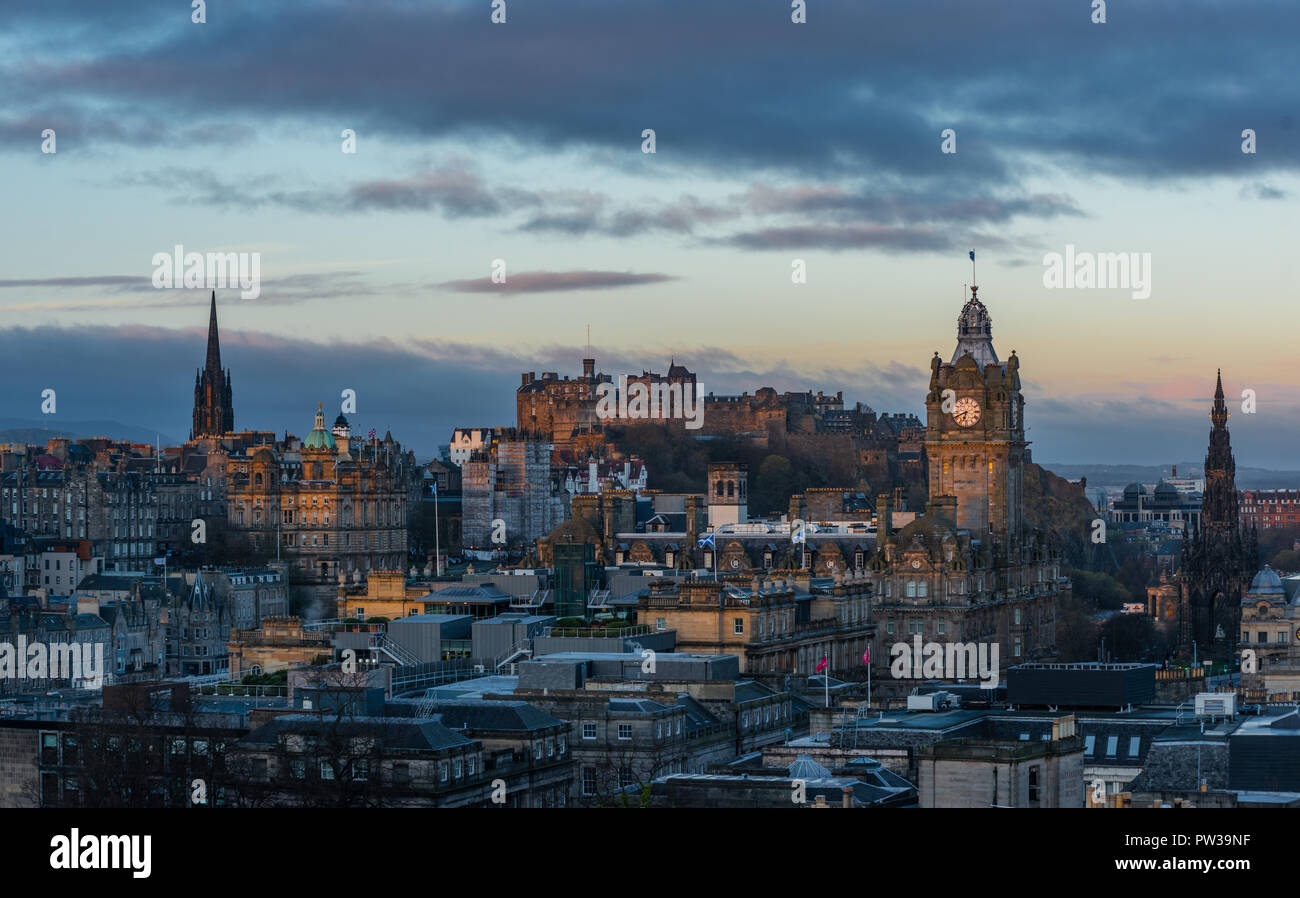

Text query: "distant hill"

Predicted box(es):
[0, 419, 182, 448]
[1039, 462, 1300, 491]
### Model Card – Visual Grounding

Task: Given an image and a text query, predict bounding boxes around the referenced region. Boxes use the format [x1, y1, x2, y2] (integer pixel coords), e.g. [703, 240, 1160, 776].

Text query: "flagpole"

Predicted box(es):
[867, 645, 872, 710]
[434, 480, 442, 578]
[824, 642, 829, 709]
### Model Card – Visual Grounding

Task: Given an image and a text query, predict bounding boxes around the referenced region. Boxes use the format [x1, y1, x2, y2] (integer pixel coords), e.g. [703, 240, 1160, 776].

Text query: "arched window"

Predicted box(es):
[254, 473, 263, 486]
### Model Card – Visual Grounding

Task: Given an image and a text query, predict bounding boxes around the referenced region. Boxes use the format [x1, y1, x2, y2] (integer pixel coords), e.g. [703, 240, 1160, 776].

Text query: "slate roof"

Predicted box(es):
[432, 699, 566, 733]
[240, 714, 474, 751]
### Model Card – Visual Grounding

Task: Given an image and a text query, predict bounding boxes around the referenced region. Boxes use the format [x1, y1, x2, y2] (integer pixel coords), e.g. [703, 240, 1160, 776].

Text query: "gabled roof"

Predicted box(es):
[433, 699, 565, 733]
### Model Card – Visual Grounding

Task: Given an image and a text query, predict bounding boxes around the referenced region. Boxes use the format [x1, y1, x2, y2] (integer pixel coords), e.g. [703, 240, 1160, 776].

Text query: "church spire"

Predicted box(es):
[191, 291, 235, 439]
[205, 290, 222, 373]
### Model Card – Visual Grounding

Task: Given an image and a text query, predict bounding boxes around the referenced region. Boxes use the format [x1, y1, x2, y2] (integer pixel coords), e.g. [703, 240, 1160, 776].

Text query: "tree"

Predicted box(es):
[221, 666, 401, 808]
[1055, 596, 1098, 662]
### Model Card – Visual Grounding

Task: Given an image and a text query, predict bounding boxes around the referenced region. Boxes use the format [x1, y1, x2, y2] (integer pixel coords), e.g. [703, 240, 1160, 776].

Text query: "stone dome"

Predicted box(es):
[1249, 565, 1284, 596]
[1123, 482, 1147, 498]
[1153, 480, 1180, 500]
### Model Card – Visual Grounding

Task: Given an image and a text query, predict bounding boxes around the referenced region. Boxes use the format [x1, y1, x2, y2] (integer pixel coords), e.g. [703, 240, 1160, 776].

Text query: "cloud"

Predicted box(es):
[0, 275, 143, 289]
[1241, 182, 1287, 200]
[0, 272, 376, 312]
[717, 224, 955, 253]
[3, 0, 1298, 191]
[437, 269, 676, 294]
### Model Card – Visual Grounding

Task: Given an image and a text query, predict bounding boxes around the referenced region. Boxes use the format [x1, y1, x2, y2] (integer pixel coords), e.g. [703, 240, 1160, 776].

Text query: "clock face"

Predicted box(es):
[910, 558, 921, 569]
[953, 397, 981, 427]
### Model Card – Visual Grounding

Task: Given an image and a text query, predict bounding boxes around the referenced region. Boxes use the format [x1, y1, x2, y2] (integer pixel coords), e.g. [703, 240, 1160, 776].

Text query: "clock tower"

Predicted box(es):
[924, 286, 1027, 540]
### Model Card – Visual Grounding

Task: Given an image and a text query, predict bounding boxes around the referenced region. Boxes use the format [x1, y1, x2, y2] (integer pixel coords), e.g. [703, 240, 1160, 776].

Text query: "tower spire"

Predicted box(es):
[191, 290, 235, 439]
[205, 290, 221, 373]
[1210, 368, 1228, 430]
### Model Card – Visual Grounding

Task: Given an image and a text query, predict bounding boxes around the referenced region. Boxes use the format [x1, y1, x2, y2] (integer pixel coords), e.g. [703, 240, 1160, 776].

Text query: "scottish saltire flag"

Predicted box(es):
[969, 250, 975, 261]
[430, 479, 438, 497]
[697, 531, 715, 549]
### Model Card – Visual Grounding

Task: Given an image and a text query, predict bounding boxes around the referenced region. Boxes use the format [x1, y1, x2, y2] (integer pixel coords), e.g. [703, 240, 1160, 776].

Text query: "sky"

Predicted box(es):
[1, 0, 1298, 467]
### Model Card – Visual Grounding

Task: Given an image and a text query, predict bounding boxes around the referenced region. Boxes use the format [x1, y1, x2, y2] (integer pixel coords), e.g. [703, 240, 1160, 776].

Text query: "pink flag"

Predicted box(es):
[862, 646, 870, 665]
[815, 655, 828, 673]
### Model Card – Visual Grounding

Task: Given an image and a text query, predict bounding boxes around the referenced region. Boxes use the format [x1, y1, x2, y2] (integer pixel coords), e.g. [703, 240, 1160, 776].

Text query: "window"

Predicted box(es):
[439, 761, 449, 782]
[733, 618, 744, 635]
[656, 617, 666, 631]
[1027, 766, 1040, 804]
[454, 759, 463, 778]
[534, 742, 543, 760]
[1105, 735, 1118, 757]
[1128, 737, 1141, 757]
[1084, 734, 1095, 755]
[290, 759, 306, 779]
[582, 767, 597, 797]
[320, 761, 335, 781]
[617, 724, 632, 741]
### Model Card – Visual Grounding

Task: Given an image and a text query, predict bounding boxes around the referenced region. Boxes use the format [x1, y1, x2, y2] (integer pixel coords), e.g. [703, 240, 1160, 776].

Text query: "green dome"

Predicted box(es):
[304, 403, 336, 450]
